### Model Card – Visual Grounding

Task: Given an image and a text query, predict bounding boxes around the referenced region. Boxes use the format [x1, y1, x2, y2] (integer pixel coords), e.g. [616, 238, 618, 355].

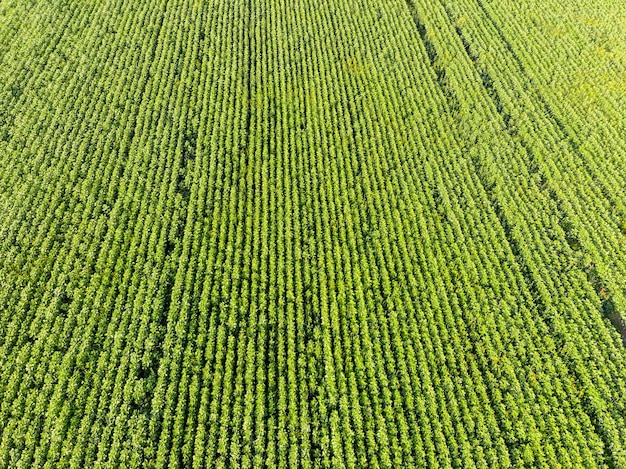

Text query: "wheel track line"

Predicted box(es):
[403, 0, 626, 464]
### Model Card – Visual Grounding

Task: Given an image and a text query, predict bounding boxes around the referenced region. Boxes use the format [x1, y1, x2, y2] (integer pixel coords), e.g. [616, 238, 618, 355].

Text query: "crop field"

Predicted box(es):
[0, 0, 626, 467]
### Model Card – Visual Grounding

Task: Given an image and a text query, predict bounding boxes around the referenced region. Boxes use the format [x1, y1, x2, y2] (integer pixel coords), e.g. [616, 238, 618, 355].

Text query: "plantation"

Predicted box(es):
[0, 0, 626, 467]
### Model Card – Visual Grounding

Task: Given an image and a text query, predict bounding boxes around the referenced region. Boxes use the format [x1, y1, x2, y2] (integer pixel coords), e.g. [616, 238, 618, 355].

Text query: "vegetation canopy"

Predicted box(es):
[0, 0, 625, 467]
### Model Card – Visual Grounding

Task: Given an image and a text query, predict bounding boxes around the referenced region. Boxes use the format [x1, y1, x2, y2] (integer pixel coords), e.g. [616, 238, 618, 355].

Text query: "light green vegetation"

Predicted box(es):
[0, 0, 625, 467]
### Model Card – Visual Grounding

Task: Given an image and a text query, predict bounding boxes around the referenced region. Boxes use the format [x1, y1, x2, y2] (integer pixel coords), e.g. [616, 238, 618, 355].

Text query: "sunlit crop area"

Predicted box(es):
[0, 0, 625, 467]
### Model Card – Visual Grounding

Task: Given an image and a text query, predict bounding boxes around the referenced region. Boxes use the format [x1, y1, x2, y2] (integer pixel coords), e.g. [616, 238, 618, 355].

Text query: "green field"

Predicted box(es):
[1, 0, 626, 467]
